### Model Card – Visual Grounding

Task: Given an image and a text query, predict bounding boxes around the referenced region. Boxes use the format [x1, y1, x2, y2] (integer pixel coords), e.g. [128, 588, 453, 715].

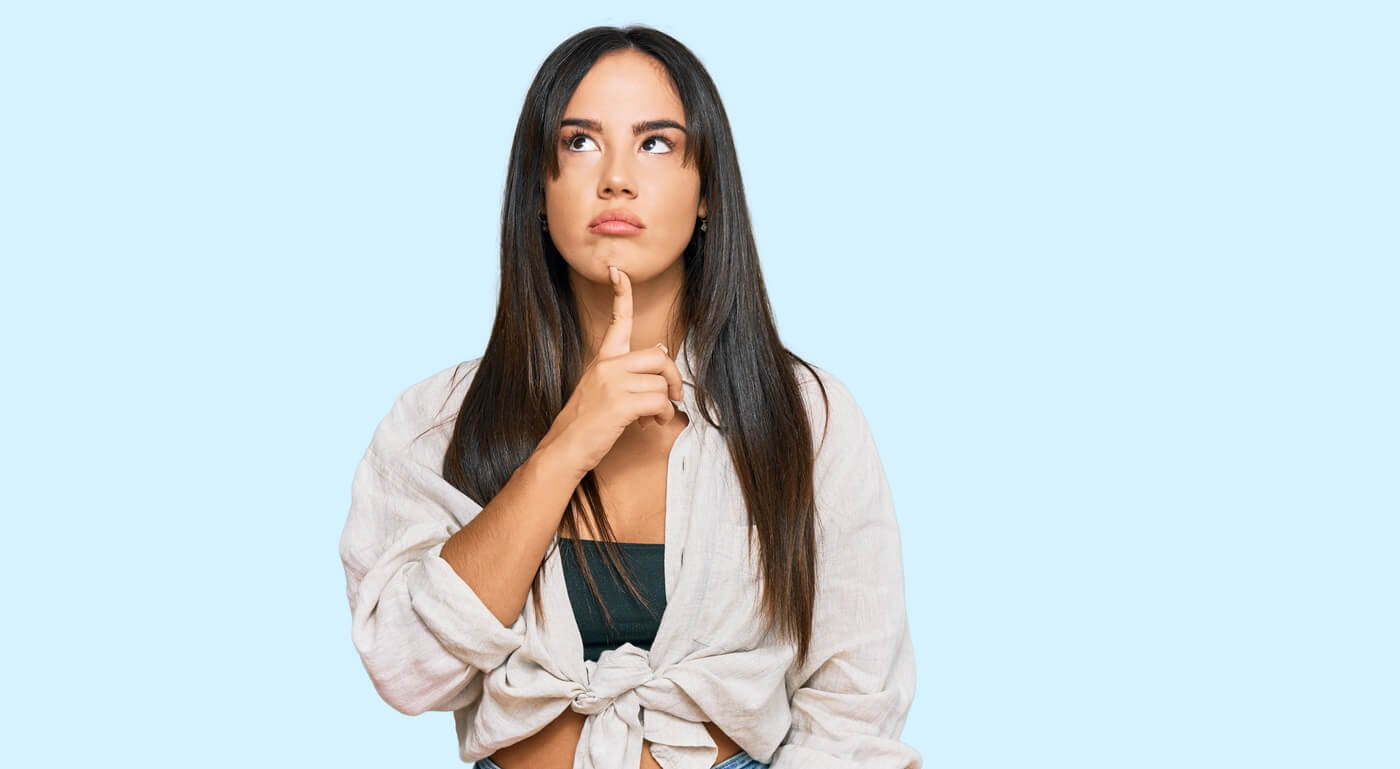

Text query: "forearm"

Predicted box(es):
[439, 437, 585, 626]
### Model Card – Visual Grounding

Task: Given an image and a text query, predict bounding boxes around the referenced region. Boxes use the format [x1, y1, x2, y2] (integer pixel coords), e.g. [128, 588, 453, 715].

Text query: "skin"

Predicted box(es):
[546, 49, 706, 374]
[486, 50, 740, 769]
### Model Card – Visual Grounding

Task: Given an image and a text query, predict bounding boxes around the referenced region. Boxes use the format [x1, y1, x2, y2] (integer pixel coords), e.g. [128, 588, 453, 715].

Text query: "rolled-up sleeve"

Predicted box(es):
[771, 374, 922, 769]
[338, 384, 526, 716]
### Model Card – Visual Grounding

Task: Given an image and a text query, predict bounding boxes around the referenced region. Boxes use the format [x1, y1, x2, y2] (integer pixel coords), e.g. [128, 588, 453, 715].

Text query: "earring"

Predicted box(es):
[699, 215, 708, 233]
[538, 210, 548, 231]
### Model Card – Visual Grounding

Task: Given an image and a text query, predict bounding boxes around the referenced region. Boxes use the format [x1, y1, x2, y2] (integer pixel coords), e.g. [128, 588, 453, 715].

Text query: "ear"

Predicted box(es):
[699, 198, 708, 219]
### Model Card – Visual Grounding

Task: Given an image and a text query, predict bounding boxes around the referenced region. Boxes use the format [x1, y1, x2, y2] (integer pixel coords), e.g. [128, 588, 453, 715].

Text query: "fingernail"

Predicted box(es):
[656, 342, 669, 355]
[609, 265, 618, 284]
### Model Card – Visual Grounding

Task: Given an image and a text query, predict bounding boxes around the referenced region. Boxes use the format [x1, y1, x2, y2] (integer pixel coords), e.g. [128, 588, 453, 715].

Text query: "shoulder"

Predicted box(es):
[366, 356, 485, 461]
[789, 357, 892, 534]
[789, 357, 884, 512]
[789, 357, 870, 459]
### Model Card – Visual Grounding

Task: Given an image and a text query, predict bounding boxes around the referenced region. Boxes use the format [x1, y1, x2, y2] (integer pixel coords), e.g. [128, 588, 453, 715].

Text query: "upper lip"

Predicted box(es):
[589, 208, 645, 228]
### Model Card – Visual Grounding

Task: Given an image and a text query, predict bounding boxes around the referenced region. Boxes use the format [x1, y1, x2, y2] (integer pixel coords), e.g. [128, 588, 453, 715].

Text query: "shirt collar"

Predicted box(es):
[674, 333, 697, 388]
[671, 333, 703, 420]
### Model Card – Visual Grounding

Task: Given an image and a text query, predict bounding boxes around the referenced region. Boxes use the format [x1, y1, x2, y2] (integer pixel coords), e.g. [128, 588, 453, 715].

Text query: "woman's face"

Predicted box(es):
[544, 50, 706, 285]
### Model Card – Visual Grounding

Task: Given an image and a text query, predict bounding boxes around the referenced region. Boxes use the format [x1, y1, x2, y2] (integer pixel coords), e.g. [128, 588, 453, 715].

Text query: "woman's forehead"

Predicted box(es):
[564, 52, 683, 119]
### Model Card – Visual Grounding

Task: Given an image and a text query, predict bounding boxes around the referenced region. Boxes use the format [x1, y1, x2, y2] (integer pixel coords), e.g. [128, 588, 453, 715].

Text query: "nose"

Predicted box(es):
[598, 152, 637, 198]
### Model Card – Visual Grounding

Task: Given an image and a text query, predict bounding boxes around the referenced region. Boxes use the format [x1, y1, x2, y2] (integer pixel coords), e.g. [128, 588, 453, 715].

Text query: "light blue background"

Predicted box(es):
[2, 1, 1394, 767]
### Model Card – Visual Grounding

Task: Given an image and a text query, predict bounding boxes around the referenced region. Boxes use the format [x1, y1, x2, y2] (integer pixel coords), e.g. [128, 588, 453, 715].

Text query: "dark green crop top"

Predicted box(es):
[558, 536, 667, 662]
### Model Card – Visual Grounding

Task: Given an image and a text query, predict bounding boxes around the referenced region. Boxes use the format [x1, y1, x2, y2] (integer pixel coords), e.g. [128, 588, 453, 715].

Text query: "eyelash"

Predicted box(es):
[561, 130, 675, 153]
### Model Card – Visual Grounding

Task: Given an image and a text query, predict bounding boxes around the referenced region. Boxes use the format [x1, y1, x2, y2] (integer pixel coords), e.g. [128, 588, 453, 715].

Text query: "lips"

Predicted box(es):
[588, 209, 645, 229]
[590, 220, 644, 235]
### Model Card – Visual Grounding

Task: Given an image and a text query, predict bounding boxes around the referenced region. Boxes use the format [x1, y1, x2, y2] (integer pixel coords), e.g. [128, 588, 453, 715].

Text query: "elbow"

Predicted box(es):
[355, 638, 480, 716]
[348, 597, 486, 717]
[342, 543, 525, 715]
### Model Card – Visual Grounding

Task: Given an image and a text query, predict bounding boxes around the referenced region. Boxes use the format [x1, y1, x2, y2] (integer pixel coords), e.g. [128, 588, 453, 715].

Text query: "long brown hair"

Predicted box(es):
[438, 25, 830, 669]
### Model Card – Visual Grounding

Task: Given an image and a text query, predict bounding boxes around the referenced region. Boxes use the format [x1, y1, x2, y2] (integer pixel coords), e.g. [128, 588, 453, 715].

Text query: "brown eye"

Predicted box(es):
[563, 132, 596, 152]
[641, 135, 675, 154]
[561, 131, 675, 154]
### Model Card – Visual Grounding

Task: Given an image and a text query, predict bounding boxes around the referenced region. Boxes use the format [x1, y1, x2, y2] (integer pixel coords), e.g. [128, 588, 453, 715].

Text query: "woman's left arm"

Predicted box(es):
[770, 374, 922, 769]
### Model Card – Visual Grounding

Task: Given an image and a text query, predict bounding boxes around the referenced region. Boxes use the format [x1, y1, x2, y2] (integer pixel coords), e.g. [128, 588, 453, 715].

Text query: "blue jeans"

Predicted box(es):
[475, 747, 769, 769]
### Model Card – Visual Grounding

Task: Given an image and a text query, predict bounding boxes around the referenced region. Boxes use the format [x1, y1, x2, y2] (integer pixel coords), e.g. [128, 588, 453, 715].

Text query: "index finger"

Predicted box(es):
[598, 265, 632, 359]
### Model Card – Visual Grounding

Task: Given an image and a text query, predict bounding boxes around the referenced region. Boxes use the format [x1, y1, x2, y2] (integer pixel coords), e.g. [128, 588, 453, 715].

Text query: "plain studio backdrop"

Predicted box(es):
[1, 1, 1394, 767]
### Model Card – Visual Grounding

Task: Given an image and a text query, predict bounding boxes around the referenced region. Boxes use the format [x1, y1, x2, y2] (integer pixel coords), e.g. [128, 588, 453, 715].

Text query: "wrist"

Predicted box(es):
[524, 435, 588, 485]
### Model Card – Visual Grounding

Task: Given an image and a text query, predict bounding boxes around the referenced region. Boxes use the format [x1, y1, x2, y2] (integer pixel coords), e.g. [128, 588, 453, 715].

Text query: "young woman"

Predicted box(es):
[339, 25, 921, 769]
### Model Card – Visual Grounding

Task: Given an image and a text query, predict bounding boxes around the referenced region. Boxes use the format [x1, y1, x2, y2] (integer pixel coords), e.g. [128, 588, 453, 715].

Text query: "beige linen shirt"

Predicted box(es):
[338, 336, 921, 769]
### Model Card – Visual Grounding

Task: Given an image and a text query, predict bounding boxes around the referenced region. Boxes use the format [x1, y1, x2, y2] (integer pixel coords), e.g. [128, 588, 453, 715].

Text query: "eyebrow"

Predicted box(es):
[559, 117, 688, 135]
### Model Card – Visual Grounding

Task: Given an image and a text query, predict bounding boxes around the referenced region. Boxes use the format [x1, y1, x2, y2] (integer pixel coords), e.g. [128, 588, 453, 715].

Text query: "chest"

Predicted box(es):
[576, 412, 690, 544]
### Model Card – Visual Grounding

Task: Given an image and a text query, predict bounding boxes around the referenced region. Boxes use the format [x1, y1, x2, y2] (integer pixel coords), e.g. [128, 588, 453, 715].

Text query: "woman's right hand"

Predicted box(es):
[541, 264, 685, 476]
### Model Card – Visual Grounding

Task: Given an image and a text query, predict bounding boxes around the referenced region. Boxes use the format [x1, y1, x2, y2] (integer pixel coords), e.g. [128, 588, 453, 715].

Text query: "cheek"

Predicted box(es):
[660, 184, 702, 232]
[546, 169, 599, 216]
[544, 190, 582, 228]
[551, 157, 593, 188]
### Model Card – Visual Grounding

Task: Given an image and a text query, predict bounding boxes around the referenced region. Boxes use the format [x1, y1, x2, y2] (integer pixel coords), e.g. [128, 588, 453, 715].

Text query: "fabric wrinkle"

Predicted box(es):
[341, 335, 922, 768]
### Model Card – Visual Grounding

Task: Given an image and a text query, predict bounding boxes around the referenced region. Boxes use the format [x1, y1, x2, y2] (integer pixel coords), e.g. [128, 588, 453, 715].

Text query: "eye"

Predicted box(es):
[561, 131, 676, 155]
[562, 131, 595, 152]
[640, 135, 676, 154]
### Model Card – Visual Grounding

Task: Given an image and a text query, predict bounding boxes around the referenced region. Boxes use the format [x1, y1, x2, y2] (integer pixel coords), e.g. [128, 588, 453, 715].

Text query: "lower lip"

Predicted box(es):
[589, 221, 644, 235]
